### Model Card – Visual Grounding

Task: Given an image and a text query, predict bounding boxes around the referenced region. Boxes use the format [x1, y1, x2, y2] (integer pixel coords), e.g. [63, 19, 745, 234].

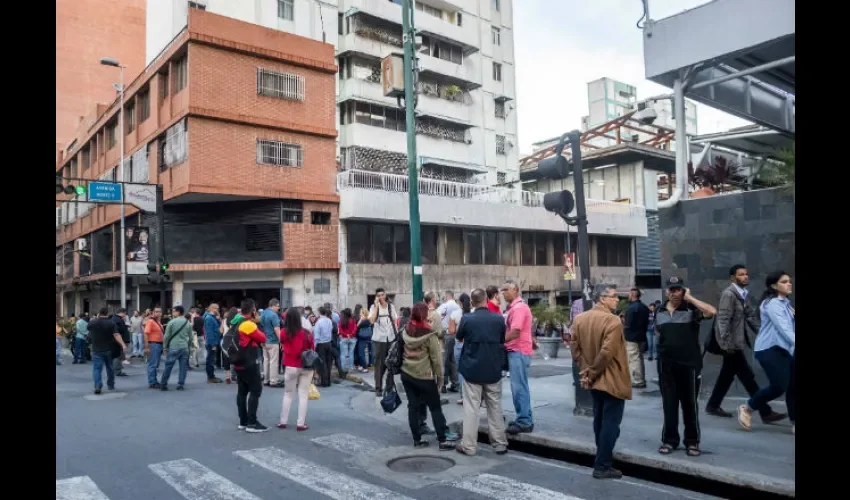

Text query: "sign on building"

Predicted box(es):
[563, 252, 576, 281]
[88, 181, 123, 203]
[125, 226, 150, 275]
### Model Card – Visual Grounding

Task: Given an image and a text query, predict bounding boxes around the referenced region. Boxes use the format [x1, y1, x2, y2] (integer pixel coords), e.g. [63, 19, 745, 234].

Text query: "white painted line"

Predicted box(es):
[148, 458, 261, 500]
[452, 473, 584, 500]
[235, 447, 414, 500]
[56, 476, 110, 500]
[311, 433, 382, 455]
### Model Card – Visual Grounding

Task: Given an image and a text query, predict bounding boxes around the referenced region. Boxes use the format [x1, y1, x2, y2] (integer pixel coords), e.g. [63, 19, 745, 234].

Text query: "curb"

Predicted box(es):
[461, 421, 794, 497]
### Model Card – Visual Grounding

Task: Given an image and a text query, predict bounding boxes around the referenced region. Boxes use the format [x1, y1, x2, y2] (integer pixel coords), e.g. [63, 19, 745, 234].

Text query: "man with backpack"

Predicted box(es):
[223, 299, 268, 433]
[159, 306, 193, 391]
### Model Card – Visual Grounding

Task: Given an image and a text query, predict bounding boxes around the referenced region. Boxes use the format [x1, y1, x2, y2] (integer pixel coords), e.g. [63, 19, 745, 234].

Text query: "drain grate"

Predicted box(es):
[387, 455, 455, 474]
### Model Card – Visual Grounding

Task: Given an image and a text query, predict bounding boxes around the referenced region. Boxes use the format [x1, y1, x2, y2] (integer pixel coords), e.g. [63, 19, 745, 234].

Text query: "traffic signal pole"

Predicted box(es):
[156, 185, 167, 309]
[402, 0, 423, 303]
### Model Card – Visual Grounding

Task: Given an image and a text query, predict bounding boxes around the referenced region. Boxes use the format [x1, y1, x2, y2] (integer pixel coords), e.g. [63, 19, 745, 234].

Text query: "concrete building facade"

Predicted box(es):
[56, 10, 339, 315]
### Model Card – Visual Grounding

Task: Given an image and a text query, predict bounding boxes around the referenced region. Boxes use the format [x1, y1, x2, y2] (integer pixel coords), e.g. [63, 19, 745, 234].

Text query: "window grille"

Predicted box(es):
[496, 134, 506, 155]
[257, 68, 305, 101]
[277, 0, 294, 20]
[257, 139, 304, 168]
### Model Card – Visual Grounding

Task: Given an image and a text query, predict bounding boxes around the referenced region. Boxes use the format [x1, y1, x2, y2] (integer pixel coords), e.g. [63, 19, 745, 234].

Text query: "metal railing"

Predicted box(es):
[336, 169, 646, 217]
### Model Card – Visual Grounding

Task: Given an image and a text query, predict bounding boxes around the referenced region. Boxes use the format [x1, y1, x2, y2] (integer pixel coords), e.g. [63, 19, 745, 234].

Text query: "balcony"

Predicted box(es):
[418, 53, 482, 89]
[336, 169, 648, 237]
[340, 120, 480, 166]
[339, 77, 472, 124]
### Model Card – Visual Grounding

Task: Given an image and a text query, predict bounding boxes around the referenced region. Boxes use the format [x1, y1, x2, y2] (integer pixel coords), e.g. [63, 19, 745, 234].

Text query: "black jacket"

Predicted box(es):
[111, 314, 131, 343]
[624, 300, 650, 343]
[456, 308, 507, 385]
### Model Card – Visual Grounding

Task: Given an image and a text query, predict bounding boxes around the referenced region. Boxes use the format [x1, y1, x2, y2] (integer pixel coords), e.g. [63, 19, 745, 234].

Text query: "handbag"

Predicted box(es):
[300, 332, 321, 370]
[380, 386, 403, 414]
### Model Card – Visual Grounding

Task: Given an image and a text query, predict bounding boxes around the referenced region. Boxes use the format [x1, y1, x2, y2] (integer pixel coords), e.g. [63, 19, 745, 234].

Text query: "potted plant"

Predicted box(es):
[530, 303, 571, 358]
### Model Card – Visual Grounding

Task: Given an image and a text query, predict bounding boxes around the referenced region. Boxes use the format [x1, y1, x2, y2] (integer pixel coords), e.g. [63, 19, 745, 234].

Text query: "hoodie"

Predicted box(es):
[231, 313, 266, 370]
[401, 321, 443, 382]
[203, 312, 222, 346]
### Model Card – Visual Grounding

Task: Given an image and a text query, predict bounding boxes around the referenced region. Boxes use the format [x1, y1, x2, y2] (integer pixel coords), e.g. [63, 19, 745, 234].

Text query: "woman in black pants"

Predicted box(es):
[400, 303, 458, 450]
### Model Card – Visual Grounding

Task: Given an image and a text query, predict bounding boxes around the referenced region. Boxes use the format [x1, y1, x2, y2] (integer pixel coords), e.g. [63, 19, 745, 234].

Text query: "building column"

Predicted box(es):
[74, 292, 82, 316]
[172, 272, 184, 307]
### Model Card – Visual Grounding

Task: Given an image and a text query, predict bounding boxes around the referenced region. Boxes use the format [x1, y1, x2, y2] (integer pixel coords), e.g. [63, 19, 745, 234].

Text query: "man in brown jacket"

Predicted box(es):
[571, 286, 632, 480]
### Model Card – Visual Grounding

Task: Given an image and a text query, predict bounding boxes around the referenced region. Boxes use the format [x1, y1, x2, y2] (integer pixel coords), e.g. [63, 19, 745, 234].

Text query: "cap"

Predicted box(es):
[666, 276, 685, 289]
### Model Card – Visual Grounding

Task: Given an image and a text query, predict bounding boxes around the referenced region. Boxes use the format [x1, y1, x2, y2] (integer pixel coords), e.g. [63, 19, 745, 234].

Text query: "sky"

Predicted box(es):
[513, 0, 751, 153]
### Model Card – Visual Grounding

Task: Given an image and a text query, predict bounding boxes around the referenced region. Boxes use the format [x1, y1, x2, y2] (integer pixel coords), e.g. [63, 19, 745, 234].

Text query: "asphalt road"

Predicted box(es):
[56, 359, 720, 500]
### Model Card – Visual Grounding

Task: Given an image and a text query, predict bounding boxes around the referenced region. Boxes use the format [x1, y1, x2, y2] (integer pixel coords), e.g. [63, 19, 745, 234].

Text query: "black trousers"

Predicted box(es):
[658, 358, 701, 448]
[331, 343, 344, 376]
[316, 342, 334, 387]
[401, 373, 448, 443]
[443, 335, 458, 387]
[591, 390, 625, 472]
[707, 350, 774, 417]
[236, 366, 263, 426]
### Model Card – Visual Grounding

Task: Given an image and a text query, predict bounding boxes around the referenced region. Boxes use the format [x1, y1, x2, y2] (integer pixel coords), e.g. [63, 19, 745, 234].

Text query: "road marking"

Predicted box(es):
[148, 458, 261, 500]
[56, 476, 110, 500]
[235, 447, 415, 500]
[452, 473, 584, 500]
[311, 433, 382, 455]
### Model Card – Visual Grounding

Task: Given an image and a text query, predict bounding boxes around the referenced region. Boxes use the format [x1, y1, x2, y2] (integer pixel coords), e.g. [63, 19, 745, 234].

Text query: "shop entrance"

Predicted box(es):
[192, 288, 281, 312]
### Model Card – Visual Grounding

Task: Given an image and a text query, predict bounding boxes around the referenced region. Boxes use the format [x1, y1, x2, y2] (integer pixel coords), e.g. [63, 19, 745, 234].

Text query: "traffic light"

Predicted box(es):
[56, 177, 87, 196]
[543, 190, 575, 216]
[537, 154, 571, 180]
[146, 259, 172, 284]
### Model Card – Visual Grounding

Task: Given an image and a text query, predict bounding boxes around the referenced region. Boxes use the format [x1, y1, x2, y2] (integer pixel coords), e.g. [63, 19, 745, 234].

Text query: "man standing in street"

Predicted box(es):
[624, 288, 650, 389]
[655, 277, 716, 457]
[501, 280, 534, 435]
[88, 308, 127, 395]
[261, 299, 283, 387]
[368, 288, 397, 395]
[130, 310, 144, 358]
[160, 306, 192, 391]
[571, 286, 632, 479]
[203, 303, 223, 384]
[232, 298, 268, 433]
[706, 265, 786, 422]
[111, 308, 131, 377]
[144, 307, 165, 389]
[456, 289, 508, 456]
[73, 314, 89, 364]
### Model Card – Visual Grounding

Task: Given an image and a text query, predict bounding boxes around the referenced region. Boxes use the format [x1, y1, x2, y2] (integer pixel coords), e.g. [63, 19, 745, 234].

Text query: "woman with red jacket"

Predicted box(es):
[338, 308, 358, 373]
[278, 307, 316, 431]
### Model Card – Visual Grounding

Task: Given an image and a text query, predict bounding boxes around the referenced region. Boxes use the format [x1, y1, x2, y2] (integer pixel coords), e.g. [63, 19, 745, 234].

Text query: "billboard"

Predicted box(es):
[125, 226, 150, 275]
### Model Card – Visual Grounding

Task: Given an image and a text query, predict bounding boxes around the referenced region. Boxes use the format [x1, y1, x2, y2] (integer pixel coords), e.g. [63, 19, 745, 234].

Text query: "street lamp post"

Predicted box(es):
[100, 57, 127, 310]
[401, 0, 423, 302]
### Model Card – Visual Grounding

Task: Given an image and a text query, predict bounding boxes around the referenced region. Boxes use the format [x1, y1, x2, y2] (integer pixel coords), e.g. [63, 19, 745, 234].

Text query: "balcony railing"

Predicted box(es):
[337, 170, 648, 218]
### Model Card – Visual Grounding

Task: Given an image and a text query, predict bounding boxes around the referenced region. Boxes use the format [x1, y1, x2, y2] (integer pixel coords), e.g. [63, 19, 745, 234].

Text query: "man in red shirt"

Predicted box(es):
[501, 280, 534, 434]
[486, 286, 502, 313]
[231, 298, 268, 433]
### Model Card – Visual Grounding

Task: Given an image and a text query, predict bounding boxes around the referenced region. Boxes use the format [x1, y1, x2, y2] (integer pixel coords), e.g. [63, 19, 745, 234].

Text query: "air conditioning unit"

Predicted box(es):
[76, 238, 88, 251]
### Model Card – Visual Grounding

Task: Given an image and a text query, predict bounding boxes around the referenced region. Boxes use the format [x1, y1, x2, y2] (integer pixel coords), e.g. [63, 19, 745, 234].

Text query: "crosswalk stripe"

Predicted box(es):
[235, 447, 416, 500]
[311, 433, 382, 455]
[148, 458, 261, 500]
[56, 476, 110, 500]
[453, 473, 585, 500]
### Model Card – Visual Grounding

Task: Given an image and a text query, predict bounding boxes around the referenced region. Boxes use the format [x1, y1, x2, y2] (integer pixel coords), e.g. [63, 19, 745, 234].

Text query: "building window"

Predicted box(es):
[138, 90, 151, 122]
[278, 0, 294, 21]
[69, 159, 78, 179]
[245, 224, 282, 252]
[160, 119, 187, 170]
[81, 147, 91, 172]
[257, 68, 305, 101]
[491, 27, 501, 46]
[496, 134, 506, 155]
[313, 278, 331, 294]
[257, 139, 304, 168]
[520, 232, 534, 266]
[281, 201, 303, 223]
[188, 1, 206, 10]
[498, 231, 515, 265]
[159, 71, 170, 100]
[465, 230, 482, 264]
[457, 12, 463, 26]
[310, 211, 331, 225]
[125, 103, 136, 133]
[445, 227, 464, 265]
[106, 122, 117, 150]
[347, 222, 370, 262]
[492, 62, 502, 82]
[173, 56, 188, 93]
[346, 222, 418, 264]
[421, 225, 438, 264]
[394, 224, 410, 263]
[482, 231, 498, 265]
[596, 236, 631, 267]
[355, 102, 406, 132]
[535, 233, 549, 266]
[338, 13, 344, 35]
[494, 100, 506, 118]
[492, 0, 501, 11]
[496, 172, 506, 184]
[553, 233, 579, 266]
[415, 2, 442, 19]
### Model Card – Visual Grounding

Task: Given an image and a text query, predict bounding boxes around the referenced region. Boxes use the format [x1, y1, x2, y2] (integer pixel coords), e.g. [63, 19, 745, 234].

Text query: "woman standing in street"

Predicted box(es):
[738, 271, 795, 434]
[278, 307, 315, 431]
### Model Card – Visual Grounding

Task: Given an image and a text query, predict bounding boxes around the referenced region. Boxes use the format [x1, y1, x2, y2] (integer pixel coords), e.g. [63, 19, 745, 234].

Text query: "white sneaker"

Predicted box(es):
[737, 404, 753, 431]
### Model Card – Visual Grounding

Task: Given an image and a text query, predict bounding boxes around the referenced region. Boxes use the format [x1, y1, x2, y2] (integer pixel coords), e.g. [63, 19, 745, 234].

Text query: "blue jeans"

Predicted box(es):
[508, 351, 533, 427]
[591, 389, 625, 472]
[356, 338, 374, 367]
[161, 348, 189, 387]
[147, 343, 164, 385]
[646, 330, 657, 358]
[56, 338, 62, 364]
[92, 351, 115, 390]
[73, 337, 87, 362]
[454, 340, 464, 394]
[132, 332, 144, 356]
[749, 347, 796, 422]
[339, 338, 356, 371]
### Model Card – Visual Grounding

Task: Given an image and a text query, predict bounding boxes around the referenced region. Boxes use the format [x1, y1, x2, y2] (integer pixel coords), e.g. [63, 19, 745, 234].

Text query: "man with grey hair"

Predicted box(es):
[501, 279, 535, 434]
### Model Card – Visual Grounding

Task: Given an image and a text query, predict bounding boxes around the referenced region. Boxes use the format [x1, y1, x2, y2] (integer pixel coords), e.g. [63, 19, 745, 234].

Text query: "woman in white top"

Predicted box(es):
[449, 293, 472, 405]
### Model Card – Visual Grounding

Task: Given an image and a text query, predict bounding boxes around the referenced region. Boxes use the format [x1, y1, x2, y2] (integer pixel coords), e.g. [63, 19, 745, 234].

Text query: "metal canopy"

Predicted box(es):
[643, 0, 795, 135]
[690, 125, 793, 159]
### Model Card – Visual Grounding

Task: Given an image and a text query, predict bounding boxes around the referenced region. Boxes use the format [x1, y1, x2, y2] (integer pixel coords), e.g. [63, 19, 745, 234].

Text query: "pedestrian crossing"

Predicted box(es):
[57, 433, 587, 500]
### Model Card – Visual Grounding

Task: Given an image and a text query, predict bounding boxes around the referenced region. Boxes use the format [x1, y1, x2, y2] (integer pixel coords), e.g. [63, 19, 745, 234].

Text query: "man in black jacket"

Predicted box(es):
[111, 308, 131, 377]
[455, 288, 508, 456]
[624, 288, 650, 389]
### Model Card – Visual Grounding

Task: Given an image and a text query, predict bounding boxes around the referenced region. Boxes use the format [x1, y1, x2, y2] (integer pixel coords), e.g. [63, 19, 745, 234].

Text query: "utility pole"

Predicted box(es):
[402, 0, 423, 302]
[156, 185, 167, 309]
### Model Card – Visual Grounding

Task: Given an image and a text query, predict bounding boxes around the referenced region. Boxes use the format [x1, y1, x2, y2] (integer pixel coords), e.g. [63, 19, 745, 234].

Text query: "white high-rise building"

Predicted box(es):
[146, 0, 519, 184]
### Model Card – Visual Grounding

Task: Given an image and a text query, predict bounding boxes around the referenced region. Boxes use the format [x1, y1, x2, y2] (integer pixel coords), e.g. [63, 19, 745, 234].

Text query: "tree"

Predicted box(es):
[754, 144, 795, 198]
[689, 156, 746, 193]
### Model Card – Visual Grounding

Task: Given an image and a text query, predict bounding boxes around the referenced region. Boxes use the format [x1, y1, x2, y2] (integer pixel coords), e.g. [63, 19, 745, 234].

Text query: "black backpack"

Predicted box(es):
[221, 319, 246, 365]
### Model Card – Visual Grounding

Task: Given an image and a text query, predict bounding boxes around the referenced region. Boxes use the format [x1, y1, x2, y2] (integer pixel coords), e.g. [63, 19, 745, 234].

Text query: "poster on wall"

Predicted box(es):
[126, 226, 150, 275]
[563, 252, 576, 281]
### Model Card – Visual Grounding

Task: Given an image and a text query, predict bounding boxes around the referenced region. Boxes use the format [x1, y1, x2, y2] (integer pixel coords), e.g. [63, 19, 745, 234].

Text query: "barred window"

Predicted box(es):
[160, 119, 188, 170]
[277, 0, 294, 20]
[174, 56, 188, 93]
[257, 139, 303, 168]
[257, 68, 305, 101]
[495, 100, 506, 118]
[496, 134, 506, 155]
[497, 172, 506, 184]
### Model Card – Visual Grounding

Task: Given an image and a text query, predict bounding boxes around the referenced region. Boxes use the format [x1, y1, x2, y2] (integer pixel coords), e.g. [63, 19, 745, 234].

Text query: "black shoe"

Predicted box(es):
[246, 422, 268, 433]
[414, 440, 430, 448]
[593, 468, 623, 480]
[441, 386, 448, 394]
[506, 422, 534, 435]
[631, 383, 647, 389]
[438, 441, 455, 451]
[149, 383, 161, 389]
[94, 388, 102, 395]
[761, 411, 788, 424]
[160, 385, 169, 391]
[176, 385, 185, 391]
[107, 386, 115, 391]
[72, 361, 79, 365]
[419, 425, 434, 435]
[495, 449, 508, 455]
[447, 384, 459, 393]
[706, 406, 734, 418]
[117, 372, 129, 377]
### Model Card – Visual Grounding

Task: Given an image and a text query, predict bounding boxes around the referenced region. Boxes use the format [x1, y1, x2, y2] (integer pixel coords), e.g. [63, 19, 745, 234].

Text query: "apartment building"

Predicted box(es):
[56, 10, 339, 315]
[56, 0, 146, 148]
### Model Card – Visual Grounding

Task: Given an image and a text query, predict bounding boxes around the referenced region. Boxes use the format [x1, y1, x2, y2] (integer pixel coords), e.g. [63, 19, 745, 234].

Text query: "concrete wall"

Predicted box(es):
[659, 188, 795, 398]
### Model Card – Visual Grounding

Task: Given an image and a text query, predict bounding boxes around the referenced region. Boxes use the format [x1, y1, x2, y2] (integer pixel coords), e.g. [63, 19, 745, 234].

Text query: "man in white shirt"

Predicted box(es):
[368, 287, 397, 396]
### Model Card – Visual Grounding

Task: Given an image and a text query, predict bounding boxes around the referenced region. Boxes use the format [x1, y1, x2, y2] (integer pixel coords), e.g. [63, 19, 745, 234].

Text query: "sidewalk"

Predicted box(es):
[350, 353, 795, 497]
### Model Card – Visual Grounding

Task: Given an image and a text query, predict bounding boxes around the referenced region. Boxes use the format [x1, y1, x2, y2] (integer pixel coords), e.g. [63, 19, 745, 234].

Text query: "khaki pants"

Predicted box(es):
[626, 341, 645, 385]
[263, 344, 281, 385]
[460, 379, 508, 455]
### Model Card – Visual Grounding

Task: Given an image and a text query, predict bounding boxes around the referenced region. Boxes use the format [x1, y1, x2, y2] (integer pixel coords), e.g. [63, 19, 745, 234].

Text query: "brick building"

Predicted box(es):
[56, 9, 339, 315]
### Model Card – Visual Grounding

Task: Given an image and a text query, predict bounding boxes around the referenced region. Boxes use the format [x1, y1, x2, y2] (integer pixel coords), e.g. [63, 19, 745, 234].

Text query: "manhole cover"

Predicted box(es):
[387, 455, 455, 474]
